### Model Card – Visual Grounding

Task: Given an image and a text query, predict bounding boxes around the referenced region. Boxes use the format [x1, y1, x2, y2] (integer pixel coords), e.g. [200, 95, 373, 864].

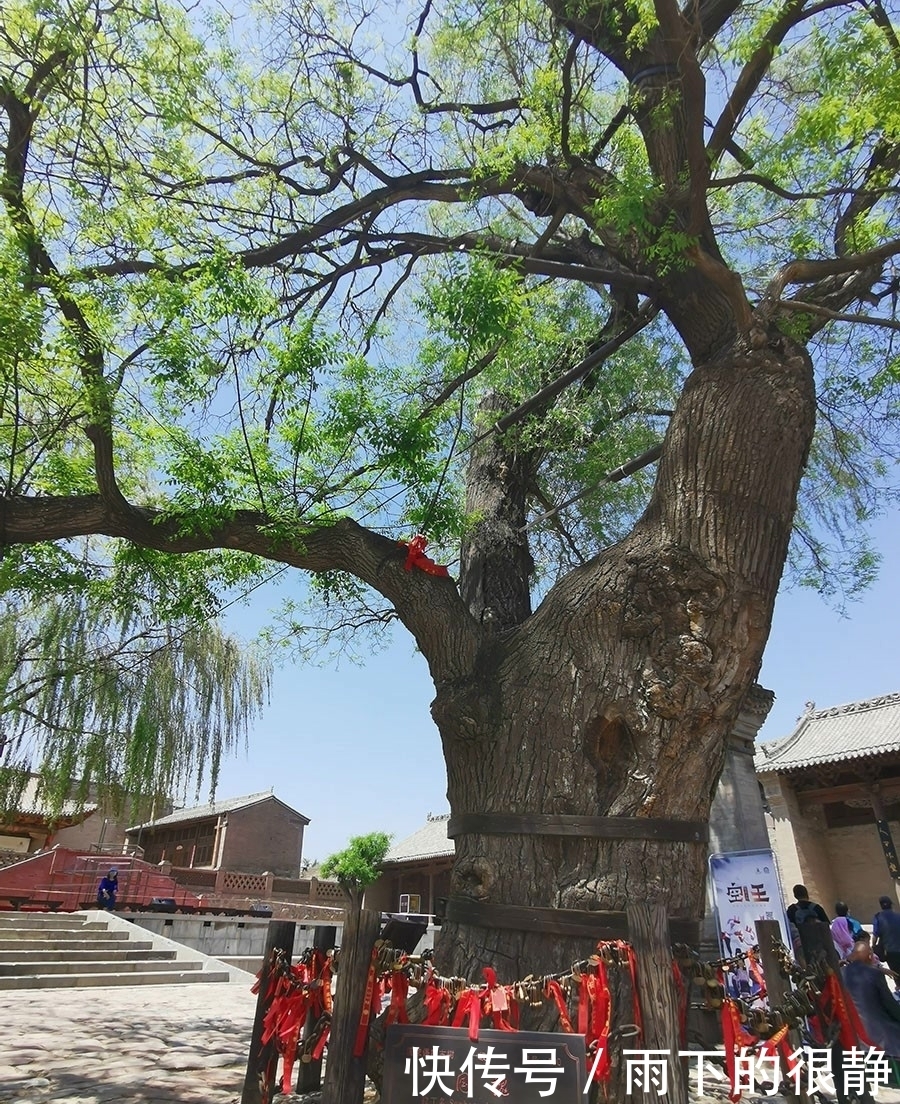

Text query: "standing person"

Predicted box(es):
[873, 896, 900, 974]
[832, 901, 864, 958]
[786, 884, 829, 926]
[96, 868, 118, 910]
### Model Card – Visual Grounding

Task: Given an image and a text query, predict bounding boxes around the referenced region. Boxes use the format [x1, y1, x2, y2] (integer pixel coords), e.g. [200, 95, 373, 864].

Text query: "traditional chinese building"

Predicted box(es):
[125, 790, 310, 878]
[0, 774, 134, 864]
[756, 692, 900, 920]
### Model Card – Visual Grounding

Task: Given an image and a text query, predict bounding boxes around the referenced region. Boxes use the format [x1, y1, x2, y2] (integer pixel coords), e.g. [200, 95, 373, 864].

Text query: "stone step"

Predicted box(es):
[0, 946, 171, 963]
[0, 928, 130, 941]
[0, 937, 139, 953]
[0, 969, 232, 990]
[0, 916, 106, 929]
[0, 957, 203, 976]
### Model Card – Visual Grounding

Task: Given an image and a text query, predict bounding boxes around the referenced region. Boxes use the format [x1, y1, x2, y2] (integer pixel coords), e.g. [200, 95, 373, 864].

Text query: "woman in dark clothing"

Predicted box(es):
[96, 868, 118, 910]
[842, 941, 900, 1056]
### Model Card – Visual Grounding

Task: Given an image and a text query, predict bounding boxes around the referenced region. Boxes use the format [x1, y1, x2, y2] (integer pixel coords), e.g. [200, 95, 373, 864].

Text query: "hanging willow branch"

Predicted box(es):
[0, 593, 271, 822]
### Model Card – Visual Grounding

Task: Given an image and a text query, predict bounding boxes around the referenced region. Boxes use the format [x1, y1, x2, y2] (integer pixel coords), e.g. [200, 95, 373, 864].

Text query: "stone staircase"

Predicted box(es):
[0, 911, 234, 989]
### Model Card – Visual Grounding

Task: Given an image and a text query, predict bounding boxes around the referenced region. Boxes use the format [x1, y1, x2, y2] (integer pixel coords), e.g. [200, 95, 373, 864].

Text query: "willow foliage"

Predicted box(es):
[0, 580, 270, 821]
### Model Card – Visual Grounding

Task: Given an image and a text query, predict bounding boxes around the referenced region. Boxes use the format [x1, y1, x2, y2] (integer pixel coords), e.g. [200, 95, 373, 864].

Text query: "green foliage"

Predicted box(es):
[1, 0, 898, 648]
[321, 831, 392, 898]
[0, 543, 271, 820]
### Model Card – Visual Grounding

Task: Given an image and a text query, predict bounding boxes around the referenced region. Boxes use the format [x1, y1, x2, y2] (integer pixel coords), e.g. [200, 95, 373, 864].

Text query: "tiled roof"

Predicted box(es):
[127, 791, 309, 832]
[385, 814, 454, 863]
[755, 692, 900, 772]
[9, 776, 96, 822]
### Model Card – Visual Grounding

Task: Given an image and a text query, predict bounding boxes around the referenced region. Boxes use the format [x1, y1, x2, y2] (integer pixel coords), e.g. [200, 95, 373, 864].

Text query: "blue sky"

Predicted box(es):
[214, 509, 900, 862]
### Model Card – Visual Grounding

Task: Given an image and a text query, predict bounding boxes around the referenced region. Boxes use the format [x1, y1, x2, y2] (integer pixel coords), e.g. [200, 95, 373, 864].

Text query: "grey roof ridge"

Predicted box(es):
[126, 790, 310, 832]
[756, 708, 814, 767]
[755, 689, 900, 771]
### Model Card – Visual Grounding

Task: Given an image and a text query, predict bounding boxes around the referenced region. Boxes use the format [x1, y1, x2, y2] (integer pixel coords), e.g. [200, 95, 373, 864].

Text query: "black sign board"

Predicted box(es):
[382, 1024, 587, 1103]
[876, 819, 900, 880]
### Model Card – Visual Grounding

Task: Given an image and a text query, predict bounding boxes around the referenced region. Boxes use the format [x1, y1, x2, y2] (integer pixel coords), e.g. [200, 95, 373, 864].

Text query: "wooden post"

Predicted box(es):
[295, 925, 338, 1094]
[627, 902, 687, 1104]
[322, 906, 382, 1104]
[755, 920, 808, 1104]
[241, 919, 296, 1104]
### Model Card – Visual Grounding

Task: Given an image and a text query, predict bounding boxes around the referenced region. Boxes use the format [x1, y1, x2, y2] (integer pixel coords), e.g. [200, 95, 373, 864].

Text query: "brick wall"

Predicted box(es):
[52, 811, 133, 853]
[824, 820, 900, 921]
[220, 799, 305, 877]
[758, 772, 900, 918]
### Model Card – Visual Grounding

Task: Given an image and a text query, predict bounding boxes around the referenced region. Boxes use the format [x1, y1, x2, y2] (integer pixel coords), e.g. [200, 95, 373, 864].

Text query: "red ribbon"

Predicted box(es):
[620, 941, 643, 1044]
[720, 997, 744, 1102]
[818, 972, 874, 1047]
[545, 980, 574, 1033]
[352, 946, 380, 1058]
[451, 989, 483, 1042]
[400, 535, 450, 577]
[386, 971, 410, 1025]
[590, 966, 612, 1082]
[577, 960, 612, 1083]
[423, 975, 451, 1025]
[720, 995, 758, 1102]
[481, 968, 516, 1032]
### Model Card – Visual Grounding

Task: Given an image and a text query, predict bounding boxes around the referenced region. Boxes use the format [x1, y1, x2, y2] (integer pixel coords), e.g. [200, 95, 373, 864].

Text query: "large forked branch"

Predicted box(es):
[77, 161, 623, 283]
[0, 497, 479, 684]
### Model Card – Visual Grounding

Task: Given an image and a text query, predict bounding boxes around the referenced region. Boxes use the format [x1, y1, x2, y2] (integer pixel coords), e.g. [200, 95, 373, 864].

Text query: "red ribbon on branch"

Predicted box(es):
[399, 535, 450, 576]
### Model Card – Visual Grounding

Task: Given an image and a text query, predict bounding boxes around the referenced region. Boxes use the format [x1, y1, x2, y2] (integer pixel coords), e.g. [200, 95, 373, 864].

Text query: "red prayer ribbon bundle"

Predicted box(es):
[399, 535, 450, 576]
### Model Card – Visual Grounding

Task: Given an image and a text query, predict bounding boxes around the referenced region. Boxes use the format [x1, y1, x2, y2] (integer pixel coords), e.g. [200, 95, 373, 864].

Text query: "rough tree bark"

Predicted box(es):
[430, 322, 815, 988]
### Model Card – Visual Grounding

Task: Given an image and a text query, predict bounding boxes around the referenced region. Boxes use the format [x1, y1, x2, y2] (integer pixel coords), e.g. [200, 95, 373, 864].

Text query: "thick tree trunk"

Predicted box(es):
[432, 331, 815, 989]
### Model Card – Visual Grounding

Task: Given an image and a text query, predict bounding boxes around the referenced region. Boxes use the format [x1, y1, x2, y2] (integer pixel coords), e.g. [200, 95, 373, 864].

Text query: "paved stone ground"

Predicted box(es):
[0, 983, 257, 1104]
[5, 983, 900, 1104]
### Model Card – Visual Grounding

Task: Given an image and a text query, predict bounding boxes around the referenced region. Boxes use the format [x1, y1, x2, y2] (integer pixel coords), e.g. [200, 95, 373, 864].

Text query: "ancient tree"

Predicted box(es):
[2, 0, 900, 1000]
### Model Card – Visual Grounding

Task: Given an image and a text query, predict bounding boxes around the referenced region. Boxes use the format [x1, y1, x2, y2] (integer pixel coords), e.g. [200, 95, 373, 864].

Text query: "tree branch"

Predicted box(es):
[779, 298, 900, 332]
[765, 237, 900, 300]
[482, 302, 659, 443]
[707, 0, 809, 167]
[0, 498, 480, 684]
[2, 83, 129, 515]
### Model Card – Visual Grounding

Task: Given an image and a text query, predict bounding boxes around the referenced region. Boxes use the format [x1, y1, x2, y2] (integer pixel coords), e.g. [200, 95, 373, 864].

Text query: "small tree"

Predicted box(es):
[321, 831, 392, 913]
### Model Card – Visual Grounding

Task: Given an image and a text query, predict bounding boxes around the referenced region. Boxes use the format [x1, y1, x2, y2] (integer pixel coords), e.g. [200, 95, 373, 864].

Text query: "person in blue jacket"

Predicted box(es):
[96, 868, 118, 910]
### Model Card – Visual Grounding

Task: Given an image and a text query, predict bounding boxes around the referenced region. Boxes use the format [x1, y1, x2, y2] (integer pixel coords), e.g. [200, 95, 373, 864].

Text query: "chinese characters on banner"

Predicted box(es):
[382, 1026, 892, 1100]
[708, 849, 791, 998]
